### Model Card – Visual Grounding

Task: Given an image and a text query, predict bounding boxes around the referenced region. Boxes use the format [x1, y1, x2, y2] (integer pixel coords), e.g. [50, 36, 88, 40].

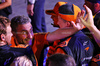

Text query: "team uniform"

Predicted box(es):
[81, 12, 100, 66]
[48, 31, 94, 66]
[31, 33, 49, 65]
[10, 33, 50, 66]
[0, 45, 36, 66]
[10, 31, 94, 66]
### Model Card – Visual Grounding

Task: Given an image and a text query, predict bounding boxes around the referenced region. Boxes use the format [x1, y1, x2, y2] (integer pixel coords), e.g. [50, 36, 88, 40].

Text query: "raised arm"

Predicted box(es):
[47, 21, 83, 42]
[0, 0, 11, 9]
[79, 5, 100, 47]
[27, 0, 35, 16]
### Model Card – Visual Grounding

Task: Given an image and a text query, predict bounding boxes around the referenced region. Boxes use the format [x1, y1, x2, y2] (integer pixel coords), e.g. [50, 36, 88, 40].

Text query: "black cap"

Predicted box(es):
[59, 4, 74, 15]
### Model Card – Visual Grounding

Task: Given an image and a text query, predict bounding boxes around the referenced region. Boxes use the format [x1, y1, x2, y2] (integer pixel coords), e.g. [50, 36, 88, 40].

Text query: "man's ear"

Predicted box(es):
[66, 22, 71, 27]
[0, 34, 5, 41]
[94, 3, 100, 8]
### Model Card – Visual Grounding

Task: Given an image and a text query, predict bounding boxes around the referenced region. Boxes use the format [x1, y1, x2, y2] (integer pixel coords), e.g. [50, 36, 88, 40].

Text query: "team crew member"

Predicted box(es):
[10, 14, 85, 66]
[0, 16, 36, 66]
[79, 5, 100, 66]
[46, 2, 94, 66]
[81, 0, 100, 57]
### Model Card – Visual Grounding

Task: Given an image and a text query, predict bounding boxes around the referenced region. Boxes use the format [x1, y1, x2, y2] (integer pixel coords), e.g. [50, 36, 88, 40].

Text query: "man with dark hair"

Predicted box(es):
[0, 16, 36, 66]
[10, 15, 84, 66]
[46, 54, 76, 66]
[10, 15, 33, 47]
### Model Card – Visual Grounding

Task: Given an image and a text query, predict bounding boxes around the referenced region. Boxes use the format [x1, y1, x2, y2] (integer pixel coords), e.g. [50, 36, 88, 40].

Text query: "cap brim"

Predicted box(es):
[45, 10, 56, 15]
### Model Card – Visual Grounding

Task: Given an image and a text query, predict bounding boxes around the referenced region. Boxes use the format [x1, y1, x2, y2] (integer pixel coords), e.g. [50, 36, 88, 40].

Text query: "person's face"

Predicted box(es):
[57, 16, 71, 28]
[51, 14, 59, 27]
[6, 25, 13, 44]
[84, 0, 94, 13]
[14, 22, 33, 46]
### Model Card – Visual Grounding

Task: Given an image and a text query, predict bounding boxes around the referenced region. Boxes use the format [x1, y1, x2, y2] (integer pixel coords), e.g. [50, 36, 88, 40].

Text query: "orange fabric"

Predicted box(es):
[47, 37, 71, 57]
[57, 37, 71, 47]
[31, 33, 49, 61]
[47, 40, 60, 57]
[11, 33, 49, 61]
[46, 2, 81, 22]
[53, 2, 67, 15]
[11, 32, 71, 65]
[85, 47, 89, 51]
[13, 44, 29, 48]
[90, 54, 100, 66]
[45, 2, 67, 27]
[55, 48, 66, 54]
[92, 54, 100, 62]
[10, 37, 38, 66]
[59, 4, 81, 22]
[10, 33, 50, 66]
[10, 36, 16, 47]
[10, 37, 28, 48]
[46, 2, 67, 15]
[46, 2, 81, 27]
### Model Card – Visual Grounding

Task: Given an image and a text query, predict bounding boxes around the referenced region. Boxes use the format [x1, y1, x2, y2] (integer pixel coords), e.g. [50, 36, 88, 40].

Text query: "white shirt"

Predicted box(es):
[28, 0, 35, 4]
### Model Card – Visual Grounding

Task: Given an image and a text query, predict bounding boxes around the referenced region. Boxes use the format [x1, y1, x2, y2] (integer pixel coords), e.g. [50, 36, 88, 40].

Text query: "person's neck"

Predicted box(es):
[94, 10, 100, 16]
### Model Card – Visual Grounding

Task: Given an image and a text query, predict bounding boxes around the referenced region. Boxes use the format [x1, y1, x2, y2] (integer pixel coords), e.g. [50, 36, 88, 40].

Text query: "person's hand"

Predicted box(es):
[79, 5, 95, 29]
[70, 21, 84, 31]
[27, 4, 34, 16]
[70, 9, 86, 31]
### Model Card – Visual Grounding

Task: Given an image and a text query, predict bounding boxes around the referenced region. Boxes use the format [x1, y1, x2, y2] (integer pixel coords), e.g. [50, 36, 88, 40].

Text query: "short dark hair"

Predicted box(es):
[11, 15, 31, 32]
[0, 16, 11, 35]
[46, 54, 76, 66]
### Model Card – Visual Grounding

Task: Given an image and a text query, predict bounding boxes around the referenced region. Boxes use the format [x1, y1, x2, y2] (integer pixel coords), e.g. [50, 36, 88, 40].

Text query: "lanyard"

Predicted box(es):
[93, 11, 100, 18]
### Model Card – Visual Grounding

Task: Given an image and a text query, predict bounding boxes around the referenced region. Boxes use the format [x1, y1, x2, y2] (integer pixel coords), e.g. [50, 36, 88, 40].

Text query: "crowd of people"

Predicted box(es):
[0, 0, 100, 66]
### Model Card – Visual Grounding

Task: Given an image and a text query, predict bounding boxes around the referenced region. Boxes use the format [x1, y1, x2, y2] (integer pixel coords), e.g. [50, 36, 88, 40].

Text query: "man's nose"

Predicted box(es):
[27, 32, 33, 39]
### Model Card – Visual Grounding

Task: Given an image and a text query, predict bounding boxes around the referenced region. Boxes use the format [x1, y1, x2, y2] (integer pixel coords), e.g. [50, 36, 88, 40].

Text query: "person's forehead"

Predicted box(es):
[16, 22, 32, 31]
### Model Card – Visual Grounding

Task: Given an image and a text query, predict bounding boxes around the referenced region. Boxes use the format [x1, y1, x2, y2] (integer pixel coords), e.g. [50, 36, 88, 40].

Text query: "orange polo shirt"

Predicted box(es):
[10, 33, 49, 64]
